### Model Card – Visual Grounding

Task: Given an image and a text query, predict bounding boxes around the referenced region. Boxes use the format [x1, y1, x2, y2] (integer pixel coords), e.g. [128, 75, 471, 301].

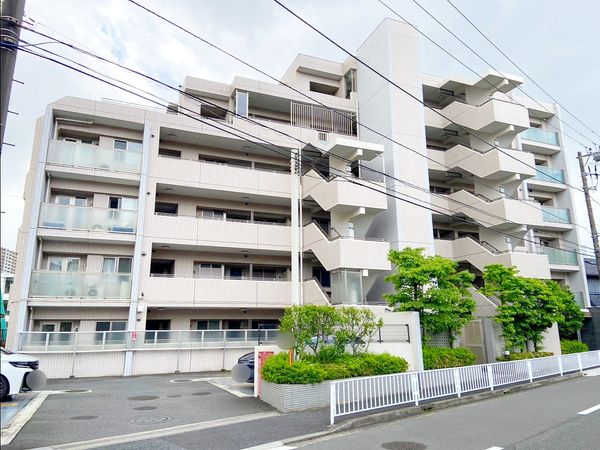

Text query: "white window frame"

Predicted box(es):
[102, 256, 133, 274]
[47, 256, 81, 272]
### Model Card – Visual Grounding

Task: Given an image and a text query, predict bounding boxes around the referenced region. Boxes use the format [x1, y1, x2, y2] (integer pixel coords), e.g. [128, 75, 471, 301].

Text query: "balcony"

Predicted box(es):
[302, 170, 387, 214]
[520, 129, 560, 154]
[153, 156, 291, 200]
[541, 247, 579, 268]
[38, 204, 136, 243]
[542, 206, 571, 224]
[291, 101, 355, 136]
[528, 166, 567, 193]
[29, 271, 131, 299]
[434, 237, 551, 279]
[146, 214, 291, 252]
[46, 140, 141, 183]
[427, 145, 536, 180]
[303, 222, 390, 272]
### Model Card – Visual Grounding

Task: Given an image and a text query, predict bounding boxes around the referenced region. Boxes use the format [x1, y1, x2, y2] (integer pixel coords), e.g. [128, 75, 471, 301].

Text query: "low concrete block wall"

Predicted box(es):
[261, 381, 330, 412]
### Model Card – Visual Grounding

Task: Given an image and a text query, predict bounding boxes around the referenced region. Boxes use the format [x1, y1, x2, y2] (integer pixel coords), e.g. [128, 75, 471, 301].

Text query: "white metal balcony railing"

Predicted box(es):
[17, 329, 279, 352]
[47, 140, 142, 173]
[291, 101, 355, 136]
[39, 203, 137, 234]
[29, 271, 132, 298]
[330, 351, 600, 425]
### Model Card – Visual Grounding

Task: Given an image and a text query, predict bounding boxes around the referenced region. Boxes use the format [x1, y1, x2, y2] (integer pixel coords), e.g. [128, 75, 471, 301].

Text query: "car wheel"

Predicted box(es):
[0, 375, 9, 401]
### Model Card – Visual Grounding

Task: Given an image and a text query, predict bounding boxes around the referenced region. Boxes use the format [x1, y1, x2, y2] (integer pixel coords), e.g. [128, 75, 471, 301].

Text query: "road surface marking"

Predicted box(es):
[207, 378, 253, 398]
[168, 377, 215, 383]
[583, 368, 600, 377]
[34, 411, 282, 449]
[578, 403, 600, 415]
[0, 403, 17, 407]
[1, 392, 49, 446]
[484, 447, 504, 450]
[240, 442, 296, 450]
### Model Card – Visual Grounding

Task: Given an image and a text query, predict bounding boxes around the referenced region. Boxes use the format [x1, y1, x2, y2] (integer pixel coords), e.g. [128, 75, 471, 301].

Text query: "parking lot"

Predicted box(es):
[2, 373, 278, 449]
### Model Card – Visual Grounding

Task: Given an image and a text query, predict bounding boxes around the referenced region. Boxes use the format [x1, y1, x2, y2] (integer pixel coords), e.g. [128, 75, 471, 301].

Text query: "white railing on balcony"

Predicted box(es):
[18, 329, 279, 352]
[47, 140, 142, 173]
[29, 271, 132, 298]
[330, 350, 600, 424]
[39, 203, 137, 234]
[290, 101, 355, 136]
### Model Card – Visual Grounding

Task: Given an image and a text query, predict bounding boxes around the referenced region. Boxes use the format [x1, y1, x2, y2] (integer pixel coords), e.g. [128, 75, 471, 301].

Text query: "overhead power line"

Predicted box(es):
[5, 40, 594, 260]
[445, 0, 600, 142]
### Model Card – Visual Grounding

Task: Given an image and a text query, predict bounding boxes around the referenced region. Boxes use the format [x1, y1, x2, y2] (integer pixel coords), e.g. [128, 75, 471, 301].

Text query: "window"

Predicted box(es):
[194, 263, 221, 279]
[197, 209, 224, 220]
[150, 259, 175, 276]
[344, 69, 357, 99]
[95, 321, 126, 341]
[113, 139, 142, 152]
[102, 257, 132, 274]
[109, 196, 138, 210]
[114, 139, 128, 150]
[155, 202, 178, 215]
[54, 195, 87, 207]
[235, 91, 249, 117]
[158, 148, 181, 158]
[47, 257, 80, 272]
[196, 320, 220, 330]
[312, 267, 331, 287]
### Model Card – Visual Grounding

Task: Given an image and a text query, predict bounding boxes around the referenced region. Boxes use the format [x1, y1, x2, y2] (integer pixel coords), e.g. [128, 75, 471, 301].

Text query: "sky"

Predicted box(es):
[1, 0, 599, 254]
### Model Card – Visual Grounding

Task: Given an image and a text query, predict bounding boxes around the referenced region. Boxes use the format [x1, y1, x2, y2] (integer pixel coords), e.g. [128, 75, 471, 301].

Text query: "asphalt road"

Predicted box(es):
[298, 373, 600, 450]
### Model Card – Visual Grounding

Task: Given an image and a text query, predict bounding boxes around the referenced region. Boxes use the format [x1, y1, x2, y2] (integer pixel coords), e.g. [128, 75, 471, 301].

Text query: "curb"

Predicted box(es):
[282, 372, 583, 446]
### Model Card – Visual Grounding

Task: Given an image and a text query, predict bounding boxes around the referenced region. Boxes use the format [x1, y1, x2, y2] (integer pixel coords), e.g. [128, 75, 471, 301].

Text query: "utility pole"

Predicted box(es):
[577, 149, 600, 279]
[0, 0, 26, 154]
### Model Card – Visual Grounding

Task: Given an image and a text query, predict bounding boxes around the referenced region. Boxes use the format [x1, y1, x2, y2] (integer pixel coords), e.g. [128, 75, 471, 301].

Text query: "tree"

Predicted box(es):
[279, 305, 338, 356]
[482, 265, 569, 352]
[335, 307, 383, 354]
[384, 247, 476, 344]
[546, 281, 585, 338]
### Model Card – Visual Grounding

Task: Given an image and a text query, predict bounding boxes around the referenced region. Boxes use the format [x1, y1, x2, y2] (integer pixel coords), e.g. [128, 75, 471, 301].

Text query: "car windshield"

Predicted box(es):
[1, 347, 13, 355]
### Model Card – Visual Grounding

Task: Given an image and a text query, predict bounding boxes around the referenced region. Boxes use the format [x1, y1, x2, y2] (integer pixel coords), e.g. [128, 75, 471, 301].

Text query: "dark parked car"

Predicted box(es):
[237, 352, 255, 383]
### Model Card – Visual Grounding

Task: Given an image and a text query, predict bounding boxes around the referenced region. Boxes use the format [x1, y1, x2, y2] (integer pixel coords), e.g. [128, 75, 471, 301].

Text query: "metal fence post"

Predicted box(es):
[70, 332, 79, 378]
[44, 332, 50, 351]
[453, 369, 462, 398]
[527, 360, 533, 383]
[176, 330, 182, 373]
[577, 353, 583, 372]
[330, 382, 336, 426]
[411, 373, 420, 406]
[101, 331, 107, 351]
[558, 356, 563, 376]
[487, 364, 495, 391]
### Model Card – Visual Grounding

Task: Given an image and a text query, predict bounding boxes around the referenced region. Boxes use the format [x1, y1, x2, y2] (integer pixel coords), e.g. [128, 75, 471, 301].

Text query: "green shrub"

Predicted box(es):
[316, 344, 345, 363]
[261, 352, 408, 384]
[560, 339, 589, 354]
[422, 347, 477, 369]
[496, 351, 553, 361]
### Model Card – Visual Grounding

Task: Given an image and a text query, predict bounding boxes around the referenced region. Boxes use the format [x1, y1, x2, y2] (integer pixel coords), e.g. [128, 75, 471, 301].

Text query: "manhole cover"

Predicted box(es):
[381, 442, 427, 450]
[62, 389, 90, 393]
[128, 395, 160, 401]
[130, 416, 173, 425]
[70, 415, 98, 420]
[167, 394, 182, 398]
[192, 392, 211, 396]
[134, 406, 157, 411]
[171, 379, 193, 383]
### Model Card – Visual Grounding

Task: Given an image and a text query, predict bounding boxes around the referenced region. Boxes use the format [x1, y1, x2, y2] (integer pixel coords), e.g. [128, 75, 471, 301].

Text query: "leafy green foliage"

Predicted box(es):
[261, 352, 409, 384]
[422, 346, 477, 369]
[560, 339, 589, 354]
[496, 351, 553, 361]
[384, 247, 476, 344]
[279, 305, 338, 356]
[335, 307, 383, 354]
[483, 265, 584, 352]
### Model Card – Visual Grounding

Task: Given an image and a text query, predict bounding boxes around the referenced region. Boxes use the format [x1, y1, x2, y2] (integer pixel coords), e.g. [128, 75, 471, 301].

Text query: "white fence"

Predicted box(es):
[330, 350, 600, 425]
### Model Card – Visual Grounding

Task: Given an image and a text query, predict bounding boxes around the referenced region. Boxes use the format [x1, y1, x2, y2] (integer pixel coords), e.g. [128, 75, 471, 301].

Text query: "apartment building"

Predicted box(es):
[6, 19, 588, 371]
[1, 248, 18, 274]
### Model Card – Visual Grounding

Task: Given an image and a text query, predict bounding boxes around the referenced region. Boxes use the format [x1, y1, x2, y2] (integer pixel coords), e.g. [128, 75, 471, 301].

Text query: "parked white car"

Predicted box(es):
[1, 347, 45, 400]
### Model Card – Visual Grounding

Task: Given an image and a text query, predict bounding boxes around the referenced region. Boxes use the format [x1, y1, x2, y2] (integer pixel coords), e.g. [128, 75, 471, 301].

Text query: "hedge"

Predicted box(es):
[261, 351, 408, 384]
[496, 351, 553, 361]
[560, 339, 589, 354]
[422, 347, 477, 369]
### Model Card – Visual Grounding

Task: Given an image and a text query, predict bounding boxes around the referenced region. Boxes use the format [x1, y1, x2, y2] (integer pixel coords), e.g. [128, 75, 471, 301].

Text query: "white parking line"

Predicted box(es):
[484, 447, 504, 450]
[1, 392, 49, 446]
[240, 442, 296, 450]
[207, 378, 253, 398]
[578, 403, 600, 415]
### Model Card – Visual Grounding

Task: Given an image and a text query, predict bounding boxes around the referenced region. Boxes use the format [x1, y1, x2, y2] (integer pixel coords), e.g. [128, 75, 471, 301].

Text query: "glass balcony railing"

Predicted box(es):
[520, 128, 559, 146]
[29, 271, 132, 298]
[542, 206, 571, 224]
[541, 247, 578, 265]
[39, 204, 137, 234]
[534, 165, 565, 184]
[47, 140, 142, 173]
[572, 292, 585, 309]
